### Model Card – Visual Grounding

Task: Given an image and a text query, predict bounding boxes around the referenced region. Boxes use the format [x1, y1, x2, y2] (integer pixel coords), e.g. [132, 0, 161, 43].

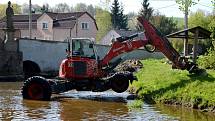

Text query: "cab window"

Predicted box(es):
[72, 39, 95, 59]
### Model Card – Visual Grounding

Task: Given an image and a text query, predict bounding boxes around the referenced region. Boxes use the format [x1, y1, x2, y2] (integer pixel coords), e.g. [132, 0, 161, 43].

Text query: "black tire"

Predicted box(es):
[111, 74, 129, 93]
[22, 76, 52, 101]
[92, 79, 110, 92]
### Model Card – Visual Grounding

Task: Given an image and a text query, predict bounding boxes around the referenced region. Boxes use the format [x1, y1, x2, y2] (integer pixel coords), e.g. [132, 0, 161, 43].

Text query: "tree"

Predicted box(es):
[98, 0, 111, 10]
[127, 12, 138, 30]
[21, 3, 28, 14]
[213, 0, 215, 8]
[95, 7, 112, 42]
[189, 10, 210, 29]
[53, 3, 70, 13]
[111, 0, 120, 29]
[0, 3, 21, 19]
[175, 0, 200, 55]
[137, 0, 153, 30]
[138, 0, 153, 20]
[212, 0, 215, 13]
[87, 4, 95, 17]
[110, 0, 127, 29]
[21, 4, 41, 14]
[118, 6, 128, 29]
[11, 3, 21, 14]
[208, 15, 215, 40]
[188, 10, 214, 54]
[75, 3, 87, 12]
[151, 12, 178, 35]
[70, 6, 74, 12]
[175, 0, 199, 13]
[41, 3, 50, 13]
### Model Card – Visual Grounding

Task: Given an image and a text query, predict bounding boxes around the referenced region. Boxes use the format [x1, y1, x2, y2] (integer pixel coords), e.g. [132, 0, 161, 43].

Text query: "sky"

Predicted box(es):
[0, 0, 214, 17]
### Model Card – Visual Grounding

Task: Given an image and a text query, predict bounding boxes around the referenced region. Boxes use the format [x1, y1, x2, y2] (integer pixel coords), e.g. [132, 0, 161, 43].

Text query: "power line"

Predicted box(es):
[155, 4, 177, 10]
[197, 3, 214, 9]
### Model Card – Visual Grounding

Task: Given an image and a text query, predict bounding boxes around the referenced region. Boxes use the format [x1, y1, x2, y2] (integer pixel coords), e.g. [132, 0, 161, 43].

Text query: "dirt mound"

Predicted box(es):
[115, 59, 143, 72]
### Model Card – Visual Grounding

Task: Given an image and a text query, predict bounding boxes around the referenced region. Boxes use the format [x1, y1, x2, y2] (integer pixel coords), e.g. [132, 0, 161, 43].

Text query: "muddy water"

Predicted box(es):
[0, 82, 215, 121]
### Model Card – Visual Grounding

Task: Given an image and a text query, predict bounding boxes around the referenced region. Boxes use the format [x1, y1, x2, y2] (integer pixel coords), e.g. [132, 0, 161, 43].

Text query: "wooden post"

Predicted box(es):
[193, 29, 199, 63]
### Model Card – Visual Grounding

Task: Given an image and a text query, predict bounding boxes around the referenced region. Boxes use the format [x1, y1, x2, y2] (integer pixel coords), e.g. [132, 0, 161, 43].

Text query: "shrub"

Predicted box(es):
[197, 42, 215, 69]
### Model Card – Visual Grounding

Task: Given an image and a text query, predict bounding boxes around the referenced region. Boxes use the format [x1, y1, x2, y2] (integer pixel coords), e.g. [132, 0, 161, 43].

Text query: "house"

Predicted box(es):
[100, 29, 145, 45]
[0, 12, 98, 41]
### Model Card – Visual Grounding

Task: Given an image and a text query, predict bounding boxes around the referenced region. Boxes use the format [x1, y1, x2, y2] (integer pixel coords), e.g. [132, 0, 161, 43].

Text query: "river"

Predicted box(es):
[0, 82, 214, 121]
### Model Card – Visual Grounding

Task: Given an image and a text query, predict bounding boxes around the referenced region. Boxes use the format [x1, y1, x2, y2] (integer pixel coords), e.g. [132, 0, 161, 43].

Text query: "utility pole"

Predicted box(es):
[184, 0, 189, 56]
[76, 17, 78, 37]
[29, 0, 32, 39]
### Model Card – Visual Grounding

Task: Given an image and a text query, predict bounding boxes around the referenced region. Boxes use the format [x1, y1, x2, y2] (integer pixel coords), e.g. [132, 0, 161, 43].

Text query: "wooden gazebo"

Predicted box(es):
[167, 26, 211, 63]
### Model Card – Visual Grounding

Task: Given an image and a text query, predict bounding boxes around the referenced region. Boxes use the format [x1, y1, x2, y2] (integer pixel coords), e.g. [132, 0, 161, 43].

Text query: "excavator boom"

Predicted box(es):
[101, 17, 202, 74]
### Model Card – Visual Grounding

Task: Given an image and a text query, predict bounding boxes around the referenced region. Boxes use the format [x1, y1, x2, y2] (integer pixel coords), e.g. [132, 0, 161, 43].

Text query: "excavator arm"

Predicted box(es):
[101, 17, 202, 74]
[100, 34, 148, 67]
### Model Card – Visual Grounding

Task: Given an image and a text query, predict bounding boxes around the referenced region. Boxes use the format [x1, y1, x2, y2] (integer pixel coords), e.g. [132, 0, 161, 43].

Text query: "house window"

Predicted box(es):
[42, 22, 48, 29]
[81, 22, 89, 30]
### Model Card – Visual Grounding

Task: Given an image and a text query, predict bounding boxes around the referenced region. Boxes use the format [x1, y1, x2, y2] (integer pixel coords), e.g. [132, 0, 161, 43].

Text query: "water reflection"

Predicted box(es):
[155, 104, 215, 121]
[59, 99, 129, 120]
[0, 82, 23, 120]
[22, 100, 61, 120]
[0, 82, 215, 121]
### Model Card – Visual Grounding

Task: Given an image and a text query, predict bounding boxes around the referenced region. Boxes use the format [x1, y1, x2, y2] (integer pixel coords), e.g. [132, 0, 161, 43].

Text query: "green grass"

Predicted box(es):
[131, 59, 215, 110]
[128, 100, 143, 109]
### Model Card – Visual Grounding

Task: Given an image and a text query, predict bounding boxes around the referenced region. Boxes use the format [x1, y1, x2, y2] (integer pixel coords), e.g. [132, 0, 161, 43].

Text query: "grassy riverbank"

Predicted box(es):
[131, 59, 215, 112]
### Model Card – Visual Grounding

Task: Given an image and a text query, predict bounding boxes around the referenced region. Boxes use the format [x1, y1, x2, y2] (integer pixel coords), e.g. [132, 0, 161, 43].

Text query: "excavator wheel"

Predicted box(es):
[110, 73, 129, 93]
[22, 76, 52, 101]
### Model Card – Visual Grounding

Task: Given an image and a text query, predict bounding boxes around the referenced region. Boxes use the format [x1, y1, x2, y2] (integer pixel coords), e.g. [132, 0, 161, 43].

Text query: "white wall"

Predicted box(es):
[19, 38, 67, 72]
[100, 30, 120, 45]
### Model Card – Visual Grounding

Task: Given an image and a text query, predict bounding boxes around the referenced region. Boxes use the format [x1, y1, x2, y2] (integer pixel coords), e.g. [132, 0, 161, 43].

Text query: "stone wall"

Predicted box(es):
[0, 51, 23, 76]
[0, 30, 23, 76]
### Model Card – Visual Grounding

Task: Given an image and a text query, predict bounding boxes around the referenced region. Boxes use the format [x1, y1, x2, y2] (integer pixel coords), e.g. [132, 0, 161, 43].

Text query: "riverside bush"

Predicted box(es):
[197, 47, 215, 70]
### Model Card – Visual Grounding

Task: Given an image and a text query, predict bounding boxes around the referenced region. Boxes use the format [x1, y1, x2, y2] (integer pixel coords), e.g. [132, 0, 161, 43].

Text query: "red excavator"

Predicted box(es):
[22, 17, 203, 100]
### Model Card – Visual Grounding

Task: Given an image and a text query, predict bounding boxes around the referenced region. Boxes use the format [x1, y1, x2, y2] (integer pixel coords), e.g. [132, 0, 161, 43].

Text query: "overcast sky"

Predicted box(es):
[0, 0, 213, 17]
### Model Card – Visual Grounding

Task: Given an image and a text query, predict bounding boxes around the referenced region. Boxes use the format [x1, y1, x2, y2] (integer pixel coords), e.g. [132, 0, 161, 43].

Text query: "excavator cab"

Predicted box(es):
[59, 38, 99, 79]
[71, 39, 97, 59]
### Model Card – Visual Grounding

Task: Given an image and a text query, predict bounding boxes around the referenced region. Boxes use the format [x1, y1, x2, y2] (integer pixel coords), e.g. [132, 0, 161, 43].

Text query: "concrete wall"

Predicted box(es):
[19, 38, 67, 72]
[100, 30, 120, 45]
[19, 38, 164, 73]
[53, 28, 71, 41]
[20, 29, 38, 39]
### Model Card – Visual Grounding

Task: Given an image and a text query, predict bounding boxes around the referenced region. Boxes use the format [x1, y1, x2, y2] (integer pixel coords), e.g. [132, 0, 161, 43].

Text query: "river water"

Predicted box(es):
[0, 82, 214, 121]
